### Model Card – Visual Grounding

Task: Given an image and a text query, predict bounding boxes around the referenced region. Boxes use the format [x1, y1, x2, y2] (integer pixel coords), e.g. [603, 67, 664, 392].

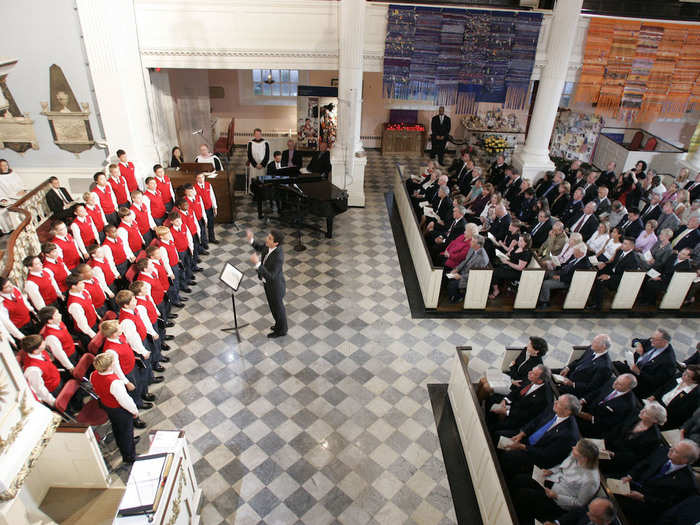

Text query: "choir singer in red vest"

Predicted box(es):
[195, 172, 218, 244]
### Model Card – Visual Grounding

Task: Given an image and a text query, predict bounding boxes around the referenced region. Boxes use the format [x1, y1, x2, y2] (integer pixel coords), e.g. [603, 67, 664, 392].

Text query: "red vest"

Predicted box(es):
[155, 176, 173, 206]
[178, 208, 198, 236]
[157, 240, 179, 267]
[145, 189, 166, 219]
[170, 227, 189, 253]
[153, 259, 170, 291]
[187, 196, 204, 221]
[131, 203, 151, 235]
[137, 271, 164, 305]
[67, 291, 98, 329]
[94, 185, 116, 215]
[89, 258, 115, 286]
[53, 235, 81, 269]
[23, 351, 61, 393]
[118, 161, 138, 192]
[103, 237, 127, 265]
[118, 221, 143, 253]
[83, 278, 106, 309]
[90, 371, 120, 408]
[109, 176, 129, 205]
[85, 205, 105, 232]
[120, 308, 148, 341]
[73, 216, 96, 246]
[195, 181, 213, 210]
[27, 271, 58, 305]
[136, 296, 158, 324]
[2, 288, 31, 328]
[42, 258, 69, 292]
[103, 335, 134, 375]
[41, 322, 76, 357]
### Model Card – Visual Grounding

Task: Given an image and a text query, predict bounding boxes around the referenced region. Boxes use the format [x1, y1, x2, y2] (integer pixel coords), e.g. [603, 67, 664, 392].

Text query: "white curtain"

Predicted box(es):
[148, 70, 179, 165]
[170, 69, 211, 163]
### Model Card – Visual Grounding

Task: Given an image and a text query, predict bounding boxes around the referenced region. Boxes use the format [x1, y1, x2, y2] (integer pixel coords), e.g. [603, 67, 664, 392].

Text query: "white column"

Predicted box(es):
[332, 0, 367, 207]
[75, 0, 158, 179]
[682, 120, 700, 172]
[512, 0, 583, 182]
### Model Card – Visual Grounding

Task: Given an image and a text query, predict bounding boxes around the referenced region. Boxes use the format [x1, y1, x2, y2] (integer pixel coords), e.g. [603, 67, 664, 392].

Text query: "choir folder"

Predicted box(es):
[117, 452, 174, 517]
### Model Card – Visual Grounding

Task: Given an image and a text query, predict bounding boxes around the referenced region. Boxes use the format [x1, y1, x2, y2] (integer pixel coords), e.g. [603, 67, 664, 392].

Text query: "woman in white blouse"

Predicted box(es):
[646, 365, 699, 430]
[542, 232, 582, 270]
[510, 439, 600, 525]
[587, 222, 610, 255]
[597, 226, 622, 262]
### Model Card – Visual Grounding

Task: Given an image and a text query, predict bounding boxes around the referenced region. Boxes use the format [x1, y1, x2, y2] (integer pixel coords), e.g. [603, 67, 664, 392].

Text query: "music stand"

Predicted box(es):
[219, 263, 248, 341]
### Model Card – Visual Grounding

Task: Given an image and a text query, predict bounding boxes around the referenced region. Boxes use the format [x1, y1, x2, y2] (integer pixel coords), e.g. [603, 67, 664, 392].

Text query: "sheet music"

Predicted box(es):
[588, 255, 599, 265]
[487, 232, 497, 243]
[552, 374, 567, 384]
[497, 436, 514, 450]
[419, 201, 430, 208]
[643, 250, 653, 262]
[625, 350, 635, 365]
[149, 431, 180, 454]
[550, 255, 560, 266]
[446, 273, 459, 280]
[532, 466, 547, 487]
[495, 248, 508, 261]
[120, 456, 167, 511]
[646, 268, 661, 279]
[424, 208, 439, 219]
[588, 438, 611, 459]
[606, 478, 630, 496]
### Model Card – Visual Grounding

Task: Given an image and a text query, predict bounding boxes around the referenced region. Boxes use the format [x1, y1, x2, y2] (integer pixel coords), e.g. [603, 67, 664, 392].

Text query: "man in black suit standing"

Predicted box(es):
[576, 373, 638, 438]
[617, 441, 699, 525]
[589, 236, 638, 309]
[45, 176, 76, 220]
[248, 229, 288, 338]
[430, 106, 451, 166]
[556, 333, 614, 399]
[639, 247, 693, 305]
[281, 140, 302, 169]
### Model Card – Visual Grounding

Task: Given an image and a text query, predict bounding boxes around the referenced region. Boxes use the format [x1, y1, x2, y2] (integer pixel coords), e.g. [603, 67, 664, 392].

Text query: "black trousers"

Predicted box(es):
[198, 218, 209, 249]
[205, 208, 216, 242]
[105, 212, 119, 227]
[104, 404, 136, 462]
[430, 137, 447, 164]
[510, 475, 566, 525]
[126, 364, 150, 408]
[264, 283, 287, 335]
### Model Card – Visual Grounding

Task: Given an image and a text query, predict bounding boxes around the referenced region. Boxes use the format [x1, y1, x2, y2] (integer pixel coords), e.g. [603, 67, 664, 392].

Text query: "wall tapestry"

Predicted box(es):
[0, 62, 39, 154]
[382, 5, 542, 113]
[296, 85, 338, 151]
[549, 110, 604, 163]
[40, 64, 94, 156]
[574, 18, 700, 122]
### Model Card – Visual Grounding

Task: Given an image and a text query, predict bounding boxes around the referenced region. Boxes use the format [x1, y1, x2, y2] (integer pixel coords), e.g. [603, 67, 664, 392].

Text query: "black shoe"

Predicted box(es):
[194, 268, 204, 273]
[267, 331, 286, 338]
[152, 364, 165, 372]
[585, 304, 601, 311]
[151, 376, 164, 384]
[210, 240, 220, 244]
[167, 313, 178, 319]
[189, 280, 197, 285]
[159, 356, 170, 363]
[142, 393, 156, 402]
[133, 436, 141, 445]
[141, 402, 154, 410]
[537, 301, 549, 309]
[180, 297, 189, 302]
[161, 344, 171, 351]
[165, 321, 175, 328]
[133, 418, 147, 429]
[200, 250, 210, 256]
[181, 287, 192, 293]
[172, 302, 185, 308]
[164, 335, 174, 341]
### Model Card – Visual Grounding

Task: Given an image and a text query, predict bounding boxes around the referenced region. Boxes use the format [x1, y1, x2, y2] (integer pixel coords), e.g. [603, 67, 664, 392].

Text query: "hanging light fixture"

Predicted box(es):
[264, 71, 275, 85]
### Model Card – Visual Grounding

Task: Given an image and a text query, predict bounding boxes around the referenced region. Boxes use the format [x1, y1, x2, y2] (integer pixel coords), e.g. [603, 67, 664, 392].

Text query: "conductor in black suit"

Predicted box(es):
[46, 176, 76, 220]
[430, 106, 451, 166]
[247, 229, 288, 338]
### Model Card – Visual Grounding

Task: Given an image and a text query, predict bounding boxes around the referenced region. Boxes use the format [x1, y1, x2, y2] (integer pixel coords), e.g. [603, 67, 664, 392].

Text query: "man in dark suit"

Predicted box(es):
[484, 204, 512, 262]
[567, 201, 599, 242]
[497, 394, 581, 475]
[427, 204, 466, 263]
[546, 497, 620, 525]
[561, 187, 585, 226]
[487, 364, 553, 434]
[670, 216, 700, 251]
[247, 229, 287, 338]
[430, 106, 451, 166]
[655, 201, 681, 235]
[617, 441, 699, 525]
[46, 176, 76, 220]
[537, 243, 591, 307]
[597, 161, 618, 189]
[536, 171, 563, 203]
[616, 328, 678, 399]
[589, 237, 639, 309]
[618, 208, 644, 239]
[581, 172, 600, 203]
[684, 172, 700, 201]
[307, 141, 332, 175]
[576, 374, 638, 438]
[592, 186, 612, 217]
[640, 247, 693, 305]
[266, 151, 284, 175]
[640, 193, 663, 223]
[650, 365, 700, 430]
[504, 172, 523, 204]
[448, 150, 469, 180]
[556, 333, 614, 399]
[488, 154, 508, 189]
[422, 185, 452, 229]
[658, 494, 700, 525]
[281, 140, 302, 169]
[529, 211, 553, 250]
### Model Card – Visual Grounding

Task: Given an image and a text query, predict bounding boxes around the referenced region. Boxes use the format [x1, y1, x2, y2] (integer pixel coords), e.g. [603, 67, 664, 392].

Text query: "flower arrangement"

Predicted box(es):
[483, 135, 508, 154]
[386, 123, 425, 131]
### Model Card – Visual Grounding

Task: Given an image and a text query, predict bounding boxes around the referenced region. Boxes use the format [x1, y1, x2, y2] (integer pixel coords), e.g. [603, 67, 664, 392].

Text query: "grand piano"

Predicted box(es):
[251, 170, 348, 238]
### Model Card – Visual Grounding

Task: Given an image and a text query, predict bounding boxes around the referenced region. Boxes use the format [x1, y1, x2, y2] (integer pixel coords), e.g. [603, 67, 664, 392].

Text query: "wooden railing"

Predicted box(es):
[1, 179, 53, 287]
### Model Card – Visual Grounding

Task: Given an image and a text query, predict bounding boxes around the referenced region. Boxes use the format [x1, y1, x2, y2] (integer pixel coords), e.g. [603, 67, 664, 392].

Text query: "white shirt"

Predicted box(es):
[587, 231, 609, 253]
[43, 322, 75, 370]
[131, 201, 156, 230]
[70, 216, 100, 256]
[95, 370, 138, 415]
[546, 452, 600, 510]
[602, 240, 622, 261]
[24, 354, 57, 406]
[662, 378, 697, 406]
[197, 182, 217, 210]
[53, 234, 81, 261]
[116, 221, 144, 255]
[91, 256, 120, 283]
[249, 140, 268, 165]
[24, 269, 62, 310]
[91, 185, 118, 211]
[86, 203, 108, 228]
[195, 154, 221, 171]
[118, 306, 156, 357]
[0, 289, 34, 339]
[0, 171, 26, 200]
[67, 292, 97, 338]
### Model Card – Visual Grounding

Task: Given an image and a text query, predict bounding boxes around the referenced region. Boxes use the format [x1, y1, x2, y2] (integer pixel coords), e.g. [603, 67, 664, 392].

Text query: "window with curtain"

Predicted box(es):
[252, 69, 299, 97]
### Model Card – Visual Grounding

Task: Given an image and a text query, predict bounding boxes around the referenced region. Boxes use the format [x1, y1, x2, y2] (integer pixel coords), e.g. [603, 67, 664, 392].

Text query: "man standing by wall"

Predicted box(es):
[430, 106, 451, 167]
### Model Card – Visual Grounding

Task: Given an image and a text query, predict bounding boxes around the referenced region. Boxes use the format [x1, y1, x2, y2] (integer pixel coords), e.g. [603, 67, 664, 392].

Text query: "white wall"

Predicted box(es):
[0, 0, 106, 178]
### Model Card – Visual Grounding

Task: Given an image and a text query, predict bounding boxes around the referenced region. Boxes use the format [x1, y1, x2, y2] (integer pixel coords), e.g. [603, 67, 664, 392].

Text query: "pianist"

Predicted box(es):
[307, 141, 332, 176]
[267, 151, 283, 175]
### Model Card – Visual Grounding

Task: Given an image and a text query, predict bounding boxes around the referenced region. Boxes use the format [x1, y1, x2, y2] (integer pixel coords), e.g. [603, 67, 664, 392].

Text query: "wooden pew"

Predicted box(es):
[463, 266, 493, 309]
[563, 269, 598, 309]
[393, 166, 443, 308]
[514, 258, 545, 309]
[611, 270, 646, 309]
[448, 347, 518, 525]
[659, 271, 696, 309]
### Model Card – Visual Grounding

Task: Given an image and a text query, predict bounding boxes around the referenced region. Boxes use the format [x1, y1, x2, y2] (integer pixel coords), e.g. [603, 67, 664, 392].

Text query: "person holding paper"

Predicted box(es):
[497, 394, 581, 475]
[616, 441, 699, 524]
[615, 329, 679, 399]
[445, 234, 489, 303]
[426, 204, 467, 264]
[489, 232, 533, 300]
[537, 243, 591, 308]
[576, 374, 638, 438]
[639, 247, 693, 305]
[600, 402, 666, 478]
[588, 236, 639, 310]
[544, 498, 619, 525]
[195, 143, 223, 172]
[248, 229, 288, 338]
[646, 365, 700, 430]
[555, 334, 614, 398]
[537, 221, 567, 259]
[510, 439, 600, 525]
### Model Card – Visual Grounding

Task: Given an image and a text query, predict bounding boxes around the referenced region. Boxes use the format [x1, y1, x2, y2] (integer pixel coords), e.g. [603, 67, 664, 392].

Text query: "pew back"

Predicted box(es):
[514, 258, 545, 309]
[659, 271, 695, 309]
[563, 269, 597, 309]
[463, 267, 493, 309]
[611, 271, 646, 309]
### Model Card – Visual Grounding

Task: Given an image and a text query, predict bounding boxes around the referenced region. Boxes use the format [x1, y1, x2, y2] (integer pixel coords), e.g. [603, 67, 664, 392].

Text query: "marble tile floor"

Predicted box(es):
[101, 150, 699, 525]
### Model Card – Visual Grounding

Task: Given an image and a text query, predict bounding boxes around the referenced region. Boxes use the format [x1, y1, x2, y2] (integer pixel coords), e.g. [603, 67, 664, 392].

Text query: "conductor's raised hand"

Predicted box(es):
[246, 230, 254, 243]
[250, 253, 260, 266]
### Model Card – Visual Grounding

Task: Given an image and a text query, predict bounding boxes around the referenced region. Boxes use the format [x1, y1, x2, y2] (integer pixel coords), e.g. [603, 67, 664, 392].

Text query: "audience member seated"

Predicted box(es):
[575, 374, 637, 438]
[487, 154, 508, 189]
[544, 497, 619, 525]
[640, 193, 663, 222]
[646, 365, 699, 430]
[487, 364, 553, 433]
[489, 232, 533, 300]
[561, 187, 585, 226]
[537, 221, 567, 259]
[550, 181, 572, 218]
[542, 232, 582, 271]
[530, 211, 554, 250]
[537, 243, 590, 308]
[588, 236, 639, 310]
[554, 334, 614, 398]
[439, 221, 476, 271]
[680, 405, 700, 445]
[619, 208, 644, 240]
[592, 186, 612, 217]
[598, 161, 618, 189]
[670, 215, 700, 251]
[600, 402, 666, 478]
[608, 200, 628, 230]
[587, 222, 610, 256]
[642, 227, 674, 270]
[567, 201, 599, 242]
[426, 204, 466, 263]
[445, 233, 488, 303]
[420, 185, 452, 231]
[615, 328, 678, 399]
[655, 201, 681, 235]
[497, 394, 581, 475]
[635, 219, 658, 253]
[639, 247, 693, 305]
[537, 170, 563, 204]
[45, 176, 75, 220]
[510, 439, 600, 525]
[616, 440, 699, 525]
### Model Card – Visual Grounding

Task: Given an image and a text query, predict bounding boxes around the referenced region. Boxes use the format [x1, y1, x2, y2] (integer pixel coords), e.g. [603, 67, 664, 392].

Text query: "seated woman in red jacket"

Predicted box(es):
[443, 223, 479, 271]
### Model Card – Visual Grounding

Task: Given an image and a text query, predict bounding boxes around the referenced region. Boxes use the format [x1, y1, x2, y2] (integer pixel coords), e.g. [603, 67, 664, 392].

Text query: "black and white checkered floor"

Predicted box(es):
[116, 151, 699, 525]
